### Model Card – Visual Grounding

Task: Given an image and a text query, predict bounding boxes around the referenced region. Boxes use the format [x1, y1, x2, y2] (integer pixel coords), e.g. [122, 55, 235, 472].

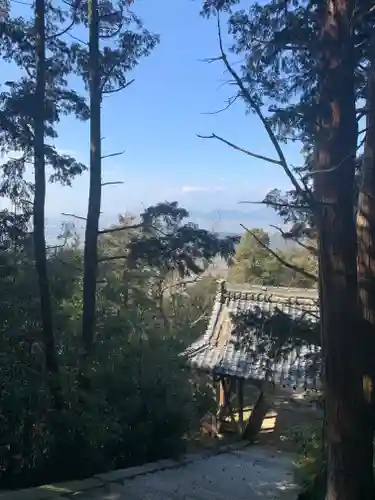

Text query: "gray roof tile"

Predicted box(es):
[183, 282, 321, 390]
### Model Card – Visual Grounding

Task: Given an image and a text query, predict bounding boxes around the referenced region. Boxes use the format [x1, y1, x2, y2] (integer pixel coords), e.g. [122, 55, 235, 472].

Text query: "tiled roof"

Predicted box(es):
[183, 281, 321, 390]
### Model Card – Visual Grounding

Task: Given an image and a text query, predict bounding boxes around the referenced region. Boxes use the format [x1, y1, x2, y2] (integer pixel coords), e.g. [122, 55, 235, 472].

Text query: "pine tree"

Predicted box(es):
[67, 0, 159, 384]
[0, 1, 88, 408]
[199, 0, 375, 496]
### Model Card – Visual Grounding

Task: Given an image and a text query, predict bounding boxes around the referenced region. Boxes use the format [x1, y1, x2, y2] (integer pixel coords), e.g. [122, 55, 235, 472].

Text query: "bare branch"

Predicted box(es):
[47, 16, 76, 40]
[358, 134, 366, 151]
[190, 312, 209, 327]
[197, 133, 282, 166]
[239, 200, 308, 210]
[309, 134, 368, 177]
[10, 0, 31, 5]
[98, 222, 142, 235]
[46, 243, 65, 250]
[210, 210, 222, 233]
[270, 224, 318, 256]
[216, 79, 236, 92]
[199, 56, 222, 64]
[61, 212, 87, 221]
[101, 181, 124, 187]
[295, 167, 314, 196]
[215, 14, 313, 208]
[67, 31, 88, 46]
[357, 107, 369, 121]
[101, 150, 125, 160]
[98, 254, 127, 262]
[46, 231, 69, 251]
[102, 79, 135, 95]
[161, 276, 200, 295]
[240, 223, 318, 282]
[201, 94, 240, 115]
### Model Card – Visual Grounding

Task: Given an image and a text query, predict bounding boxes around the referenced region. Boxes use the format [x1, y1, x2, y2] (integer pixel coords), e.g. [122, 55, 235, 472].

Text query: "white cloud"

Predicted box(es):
[181, 185, 224, 194]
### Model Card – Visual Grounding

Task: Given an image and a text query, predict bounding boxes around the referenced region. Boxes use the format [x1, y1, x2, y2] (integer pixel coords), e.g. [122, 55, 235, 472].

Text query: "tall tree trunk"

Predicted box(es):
[81, 0, 101, 385]
[315, 0, 375, 498]
[357, 43, 375, 417]
[34, 0, 63, 410]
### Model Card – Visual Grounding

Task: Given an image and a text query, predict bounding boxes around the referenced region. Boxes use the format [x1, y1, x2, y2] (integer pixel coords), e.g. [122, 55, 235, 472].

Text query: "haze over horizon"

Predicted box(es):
[45, 204, 284, 242]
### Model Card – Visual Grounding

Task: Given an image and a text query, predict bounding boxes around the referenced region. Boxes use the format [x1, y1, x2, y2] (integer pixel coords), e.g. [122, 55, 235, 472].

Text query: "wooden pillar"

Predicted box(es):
[216, 377, 226, 433]
[219, 377, 225, 407]
[243, 386, 269, 441]
[237, 379, 244, 433]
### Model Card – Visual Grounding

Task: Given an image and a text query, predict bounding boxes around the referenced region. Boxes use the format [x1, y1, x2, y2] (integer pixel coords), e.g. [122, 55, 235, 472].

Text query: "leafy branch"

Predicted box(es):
[240, 223, 318, 283]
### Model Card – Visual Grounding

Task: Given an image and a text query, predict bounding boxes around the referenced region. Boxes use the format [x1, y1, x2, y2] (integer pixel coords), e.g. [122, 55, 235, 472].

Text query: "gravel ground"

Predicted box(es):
[73, 447, 299, 500]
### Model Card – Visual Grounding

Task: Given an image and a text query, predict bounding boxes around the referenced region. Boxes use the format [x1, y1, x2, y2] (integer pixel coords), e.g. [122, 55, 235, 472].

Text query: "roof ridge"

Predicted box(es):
[225, 285, 318, 299]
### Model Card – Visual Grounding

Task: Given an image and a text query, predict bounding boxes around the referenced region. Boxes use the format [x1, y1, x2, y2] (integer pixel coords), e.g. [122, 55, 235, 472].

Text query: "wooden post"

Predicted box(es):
[237, 379, 244, 433]
[216, 377, 225, 433]
[219, 378, 225, 407]
[243, 386, 269, 441]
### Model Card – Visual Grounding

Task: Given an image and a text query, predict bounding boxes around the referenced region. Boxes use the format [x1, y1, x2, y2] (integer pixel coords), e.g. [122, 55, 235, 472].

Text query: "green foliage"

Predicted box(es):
[0, 333, 198, 487]
[0, 0, 225, 490]
[0, 283, 203, 487]
[127, 202, 239, 278]
[0, 0, 339, 490]
[71, 0, 159, 95]
[229, 229, 278, 285]
[57, 336, 197, 479]
[292, 425, 326, 500]
[0, 6, 88, 199]
[0, 207, 221, 489]
[228, 228, 317, 287]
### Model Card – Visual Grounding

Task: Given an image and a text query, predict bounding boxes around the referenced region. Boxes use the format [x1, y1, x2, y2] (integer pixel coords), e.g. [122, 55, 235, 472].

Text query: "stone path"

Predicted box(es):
[0, 445, 300, 500]
[67, 447, 299, 500]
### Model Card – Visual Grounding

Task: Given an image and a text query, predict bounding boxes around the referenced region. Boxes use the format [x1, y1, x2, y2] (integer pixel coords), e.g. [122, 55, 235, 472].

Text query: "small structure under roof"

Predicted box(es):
[183, 281, 321, 437]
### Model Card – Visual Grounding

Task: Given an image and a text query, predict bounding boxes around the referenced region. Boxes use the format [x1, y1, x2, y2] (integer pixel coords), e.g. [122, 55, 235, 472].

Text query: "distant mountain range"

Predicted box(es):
[189, 207, 281, 233]
[45, 206, 289, 247]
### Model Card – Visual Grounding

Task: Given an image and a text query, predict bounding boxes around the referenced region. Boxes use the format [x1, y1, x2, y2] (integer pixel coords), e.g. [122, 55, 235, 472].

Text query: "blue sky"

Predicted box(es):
[3, 0, 303, 233]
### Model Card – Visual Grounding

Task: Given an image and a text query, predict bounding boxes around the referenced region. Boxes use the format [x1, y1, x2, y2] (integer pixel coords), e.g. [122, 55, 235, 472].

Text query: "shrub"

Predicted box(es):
[0, 333, 210, 489]
[94, 335, 199, 467]
[292, 424, 326, 500]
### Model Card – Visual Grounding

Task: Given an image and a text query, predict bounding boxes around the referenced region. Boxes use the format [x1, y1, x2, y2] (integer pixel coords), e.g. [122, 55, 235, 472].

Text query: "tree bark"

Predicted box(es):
[315, 0, 375, 497]
[34, 0, 63, 410]
[357, 42, 375, 413]
[81, 0, 101, 384]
